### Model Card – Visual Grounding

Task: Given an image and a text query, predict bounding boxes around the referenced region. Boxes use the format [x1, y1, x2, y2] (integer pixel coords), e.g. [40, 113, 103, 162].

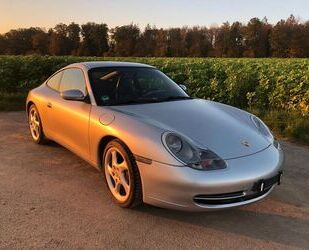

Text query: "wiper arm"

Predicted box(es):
[115, 98, 161, 105]
[113, 96, 192, 105]
[161, 96, 193, 101]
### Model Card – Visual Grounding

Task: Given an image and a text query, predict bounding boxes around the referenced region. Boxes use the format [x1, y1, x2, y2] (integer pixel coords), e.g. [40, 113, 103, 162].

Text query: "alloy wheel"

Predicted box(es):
[104, 147, 131, 202]
[29, 107, 41, 141]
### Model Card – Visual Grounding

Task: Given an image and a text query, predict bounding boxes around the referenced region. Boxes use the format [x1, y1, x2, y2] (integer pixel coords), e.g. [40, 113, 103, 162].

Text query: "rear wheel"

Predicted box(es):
[28, 104, 48, 144]
[102, 139, 142, 208]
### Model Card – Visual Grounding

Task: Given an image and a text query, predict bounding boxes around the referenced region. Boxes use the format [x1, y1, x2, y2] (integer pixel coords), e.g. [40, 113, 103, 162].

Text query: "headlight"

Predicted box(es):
[165, 134, 182, 153]
[251, 115, 274, 142]
[162, 132, 227, 171]
[162, 133, 200, 164]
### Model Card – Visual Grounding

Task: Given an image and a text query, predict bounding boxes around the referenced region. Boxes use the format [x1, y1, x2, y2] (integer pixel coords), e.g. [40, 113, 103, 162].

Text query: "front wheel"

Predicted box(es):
[102, 139, 142, 208]
[28, 104, 49, 144]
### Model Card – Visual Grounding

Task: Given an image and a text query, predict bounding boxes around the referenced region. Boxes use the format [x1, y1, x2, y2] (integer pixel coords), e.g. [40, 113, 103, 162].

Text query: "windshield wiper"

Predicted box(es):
[115, 98, 162, 105]
[113, 96, 192, 106]
[160, 96, 193, 102]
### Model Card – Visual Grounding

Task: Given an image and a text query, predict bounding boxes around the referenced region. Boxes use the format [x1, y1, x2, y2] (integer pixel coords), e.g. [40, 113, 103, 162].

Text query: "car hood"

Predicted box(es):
[110, 99, 271, 159]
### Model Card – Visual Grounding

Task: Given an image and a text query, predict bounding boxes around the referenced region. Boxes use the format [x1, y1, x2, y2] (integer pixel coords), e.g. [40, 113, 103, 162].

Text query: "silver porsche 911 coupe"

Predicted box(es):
[26, 61, 283, 211]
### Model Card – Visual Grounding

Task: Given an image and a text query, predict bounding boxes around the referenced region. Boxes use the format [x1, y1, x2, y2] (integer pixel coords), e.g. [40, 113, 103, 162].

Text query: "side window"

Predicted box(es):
[46, 71, 63, 91]
[60, 68, 87, 95]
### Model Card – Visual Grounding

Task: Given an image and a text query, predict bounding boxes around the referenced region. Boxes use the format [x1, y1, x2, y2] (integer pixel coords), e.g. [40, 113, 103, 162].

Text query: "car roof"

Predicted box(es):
[68, 61, 156, 69]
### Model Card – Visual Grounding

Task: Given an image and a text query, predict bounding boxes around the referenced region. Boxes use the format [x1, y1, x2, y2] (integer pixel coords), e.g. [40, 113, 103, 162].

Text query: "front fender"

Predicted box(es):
[89, 106, 182, 167]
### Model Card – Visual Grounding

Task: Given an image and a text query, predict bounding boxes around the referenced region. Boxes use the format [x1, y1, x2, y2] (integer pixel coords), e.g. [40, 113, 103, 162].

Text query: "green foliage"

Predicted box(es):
[250, 109, 309, 145]
[0, 56, 308, 113]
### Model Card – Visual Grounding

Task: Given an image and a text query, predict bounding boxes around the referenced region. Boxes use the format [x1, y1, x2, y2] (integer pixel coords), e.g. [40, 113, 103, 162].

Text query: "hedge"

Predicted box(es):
[0, 55, 308, 114]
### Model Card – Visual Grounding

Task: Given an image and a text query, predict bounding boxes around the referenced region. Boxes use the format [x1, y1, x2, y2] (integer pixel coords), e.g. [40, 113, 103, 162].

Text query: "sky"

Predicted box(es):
[1, 0, 309, 33]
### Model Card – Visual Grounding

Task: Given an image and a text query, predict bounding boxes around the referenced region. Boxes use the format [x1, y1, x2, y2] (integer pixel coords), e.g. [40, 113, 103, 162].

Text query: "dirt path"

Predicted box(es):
[0, 112, 309, 249]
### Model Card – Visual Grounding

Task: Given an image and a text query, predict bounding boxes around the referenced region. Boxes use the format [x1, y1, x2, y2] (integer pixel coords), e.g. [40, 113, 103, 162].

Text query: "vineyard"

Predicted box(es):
[0, 55, 308, 143]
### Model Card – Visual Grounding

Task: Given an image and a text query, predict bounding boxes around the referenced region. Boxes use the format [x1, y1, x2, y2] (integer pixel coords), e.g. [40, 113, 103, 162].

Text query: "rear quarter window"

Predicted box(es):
[46, 71, 63, 91]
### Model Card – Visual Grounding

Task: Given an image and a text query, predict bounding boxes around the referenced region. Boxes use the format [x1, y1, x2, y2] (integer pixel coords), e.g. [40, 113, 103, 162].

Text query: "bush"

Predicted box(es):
[0, 56, 308, 114]
[250, 109, 309, 145]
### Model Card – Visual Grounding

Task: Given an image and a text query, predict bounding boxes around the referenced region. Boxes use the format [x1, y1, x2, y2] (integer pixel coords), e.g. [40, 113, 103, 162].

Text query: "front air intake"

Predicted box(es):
[193, 187, 272, 206]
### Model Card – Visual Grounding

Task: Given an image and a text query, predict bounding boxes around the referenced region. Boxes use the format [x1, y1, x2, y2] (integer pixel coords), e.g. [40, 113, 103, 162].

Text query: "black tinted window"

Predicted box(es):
[88, 67, 188, 106]
[47, 71, 63, 91]
[60, 68, 86, 95]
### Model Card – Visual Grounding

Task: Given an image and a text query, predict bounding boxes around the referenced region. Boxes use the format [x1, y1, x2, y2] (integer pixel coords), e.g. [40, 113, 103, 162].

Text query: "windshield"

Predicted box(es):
[88, 67, 190, 106]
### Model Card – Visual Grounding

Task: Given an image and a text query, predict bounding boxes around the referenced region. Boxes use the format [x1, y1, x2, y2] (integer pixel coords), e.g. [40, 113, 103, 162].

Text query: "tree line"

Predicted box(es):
[0, 15, 308, 57]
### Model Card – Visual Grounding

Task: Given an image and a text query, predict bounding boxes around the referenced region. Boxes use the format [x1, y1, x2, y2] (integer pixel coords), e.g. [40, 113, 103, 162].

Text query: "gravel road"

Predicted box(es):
[0, 112, 309, 249]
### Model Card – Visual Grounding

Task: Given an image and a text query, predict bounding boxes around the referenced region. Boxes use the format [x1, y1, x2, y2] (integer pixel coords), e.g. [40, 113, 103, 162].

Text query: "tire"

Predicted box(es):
[28, 104, 49, 144]
[102, 139, 142, 208]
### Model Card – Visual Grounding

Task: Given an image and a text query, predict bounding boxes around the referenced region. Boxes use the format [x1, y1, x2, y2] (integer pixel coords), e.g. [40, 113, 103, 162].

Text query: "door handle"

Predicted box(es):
[47, 102, 52, 108]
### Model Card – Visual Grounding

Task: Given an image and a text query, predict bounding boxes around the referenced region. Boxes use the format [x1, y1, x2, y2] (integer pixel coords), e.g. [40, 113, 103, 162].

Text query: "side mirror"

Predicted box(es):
[179, 84, 187, 92]
[61, 89, 86, 101]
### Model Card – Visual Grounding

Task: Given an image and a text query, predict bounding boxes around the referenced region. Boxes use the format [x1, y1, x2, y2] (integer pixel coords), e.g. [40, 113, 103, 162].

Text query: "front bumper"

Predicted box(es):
[137, 144, 284, 211]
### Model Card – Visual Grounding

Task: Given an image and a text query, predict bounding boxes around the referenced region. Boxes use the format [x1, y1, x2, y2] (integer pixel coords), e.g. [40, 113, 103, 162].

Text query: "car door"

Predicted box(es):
[43, 70, 64, 137]
[47, 67, 91, 160]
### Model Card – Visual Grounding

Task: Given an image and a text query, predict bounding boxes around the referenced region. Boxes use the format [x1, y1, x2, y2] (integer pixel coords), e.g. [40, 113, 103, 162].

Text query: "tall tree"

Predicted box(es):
[271, 20, 290, 57]
[227, 22, 244, 57]
[166, 28, 186, 57]
[285, 15, 306, 57]
[270, 15, 308, 57]
[213, 22, 230, 57]
[244, 18, 271, 57]
[31, 31, 49, 55]
[4, 28, 44, 54]
[67, 22, 81, 55]
[153, 29, 168, 57]
[79, 22, 109, 56]
[49, 23, 70, 55]
[185, 27, 211, 57]
[136, 25, 158, 56]
[110, 24, 140, 56]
